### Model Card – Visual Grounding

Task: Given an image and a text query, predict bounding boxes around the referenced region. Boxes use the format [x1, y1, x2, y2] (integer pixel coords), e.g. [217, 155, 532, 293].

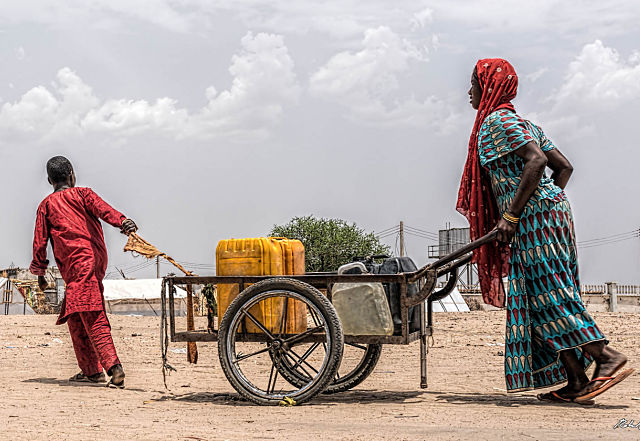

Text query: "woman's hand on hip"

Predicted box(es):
[496, 218, 517, 243]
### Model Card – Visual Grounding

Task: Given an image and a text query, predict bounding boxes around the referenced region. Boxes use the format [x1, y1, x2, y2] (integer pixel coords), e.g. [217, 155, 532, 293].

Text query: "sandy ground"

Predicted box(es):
[1, 311, 639, 441]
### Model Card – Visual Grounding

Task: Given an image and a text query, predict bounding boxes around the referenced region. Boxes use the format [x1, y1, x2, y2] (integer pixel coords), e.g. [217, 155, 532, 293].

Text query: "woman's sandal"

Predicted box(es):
[69, 372, 106, 383]
[573, 368, 635, 403]
[537, 391, 595, 406]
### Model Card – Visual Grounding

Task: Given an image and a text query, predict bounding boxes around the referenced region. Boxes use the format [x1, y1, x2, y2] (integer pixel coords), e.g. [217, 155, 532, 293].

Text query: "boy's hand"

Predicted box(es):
[38, 276, 48, 292]
[121, 219, 138, 235]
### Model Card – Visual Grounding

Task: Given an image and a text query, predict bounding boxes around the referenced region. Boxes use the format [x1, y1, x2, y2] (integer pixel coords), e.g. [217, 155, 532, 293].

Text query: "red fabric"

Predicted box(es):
[456, 59, 519, 308]
[67, 311, 120, 375]
[30, 187, 126, 324]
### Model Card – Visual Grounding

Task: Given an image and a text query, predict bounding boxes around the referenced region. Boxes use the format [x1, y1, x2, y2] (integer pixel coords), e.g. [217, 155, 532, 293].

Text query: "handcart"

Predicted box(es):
[160, 231, 497, 405]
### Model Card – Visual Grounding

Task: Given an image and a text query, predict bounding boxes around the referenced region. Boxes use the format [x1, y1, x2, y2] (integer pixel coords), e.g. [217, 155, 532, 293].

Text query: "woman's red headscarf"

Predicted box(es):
[456, 58, 519, 308]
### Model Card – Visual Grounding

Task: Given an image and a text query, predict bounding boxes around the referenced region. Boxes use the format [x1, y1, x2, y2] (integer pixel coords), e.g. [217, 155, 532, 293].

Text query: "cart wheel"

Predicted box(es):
[275, 342, 382, 394]
[218, 278, 343, 406]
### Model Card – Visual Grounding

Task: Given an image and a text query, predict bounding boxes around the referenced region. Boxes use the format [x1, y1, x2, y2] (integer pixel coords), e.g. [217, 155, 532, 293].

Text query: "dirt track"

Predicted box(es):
[1, 312, 638, 441]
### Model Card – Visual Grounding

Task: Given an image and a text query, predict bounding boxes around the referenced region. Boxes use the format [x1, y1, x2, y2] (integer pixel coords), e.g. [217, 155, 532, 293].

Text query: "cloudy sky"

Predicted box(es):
[1, 1, 638, 283]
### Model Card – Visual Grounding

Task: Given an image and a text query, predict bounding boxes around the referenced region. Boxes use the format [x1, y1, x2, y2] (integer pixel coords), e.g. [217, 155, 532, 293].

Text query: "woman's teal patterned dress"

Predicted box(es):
[478, 109, 606, 392]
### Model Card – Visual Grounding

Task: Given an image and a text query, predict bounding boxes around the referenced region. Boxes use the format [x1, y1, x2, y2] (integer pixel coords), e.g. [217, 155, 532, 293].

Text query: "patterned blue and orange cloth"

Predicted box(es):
[478, 109, 606, 392]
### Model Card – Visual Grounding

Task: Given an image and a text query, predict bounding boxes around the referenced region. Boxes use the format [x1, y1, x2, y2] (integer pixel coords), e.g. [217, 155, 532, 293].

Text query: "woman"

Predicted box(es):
[458, 58, 633, 403]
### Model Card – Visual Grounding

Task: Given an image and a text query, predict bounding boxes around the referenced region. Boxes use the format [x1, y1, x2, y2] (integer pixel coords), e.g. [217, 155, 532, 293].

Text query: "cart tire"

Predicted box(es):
[218, 278, 344, 406]
[275, 343, 382, 394]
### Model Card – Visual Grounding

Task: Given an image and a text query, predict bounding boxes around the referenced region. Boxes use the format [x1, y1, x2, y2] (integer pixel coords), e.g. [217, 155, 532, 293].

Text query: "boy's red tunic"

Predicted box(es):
[30, 187, 126, 325]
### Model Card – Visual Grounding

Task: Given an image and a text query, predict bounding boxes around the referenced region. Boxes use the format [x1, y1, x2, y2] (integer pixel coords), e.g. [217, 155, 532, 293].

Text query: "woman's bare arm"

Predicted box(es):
[495, 141, 547, 242]
[544, 148, 573, 189]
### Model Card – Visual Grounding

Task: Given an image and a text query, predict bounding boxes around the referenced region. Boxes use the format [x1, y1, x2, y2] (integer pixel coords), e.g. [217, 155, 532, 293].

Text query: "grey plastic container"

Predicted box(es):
[331, 263, 394, 336]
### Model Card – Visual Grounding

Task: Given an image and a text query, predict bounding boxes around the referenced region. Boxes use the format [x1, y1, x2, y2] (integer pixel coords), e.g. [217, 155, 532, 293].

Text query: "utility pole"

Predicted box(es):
[399, 221, 405, 257]
[156, 256, 160, 278]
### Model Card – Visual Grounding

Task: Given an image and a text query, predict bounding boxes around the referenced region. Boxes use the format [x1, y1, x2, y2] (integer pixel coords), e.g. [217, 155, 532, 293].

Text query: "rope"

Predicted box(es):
[123, 232, 198, 382]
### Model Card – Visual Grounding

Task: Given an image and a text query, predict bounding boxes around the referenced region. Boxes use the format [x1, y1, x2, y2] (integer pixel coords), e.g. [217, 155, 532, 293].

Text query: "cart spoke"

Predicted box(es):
[283, 326, 324, 345]
[233, 346, 271, 364]
[308, 307, 330, 356]
[240, 307, 276, 341]
[266, 361, 279, 394]
[278, 297, 289, 338]
[287, 347, 319, 375]
[286, 342, 320, 372]
[282, 351, 314, 379]
[346, 342, 367, 351]
[309, 307, 321, 327]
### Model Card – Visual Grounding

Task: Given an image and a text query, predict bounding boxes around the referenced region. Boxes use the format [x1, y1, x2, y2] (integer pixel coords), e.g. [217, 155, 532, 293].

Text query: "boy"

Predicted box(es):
[30, 156, 137, 388]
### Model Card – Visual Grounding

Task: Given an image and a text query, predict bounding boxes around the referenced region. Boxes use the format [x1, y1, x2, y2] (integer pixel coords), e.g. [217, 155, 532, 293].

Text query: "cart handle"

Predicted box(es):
[408, 229, 498, 283]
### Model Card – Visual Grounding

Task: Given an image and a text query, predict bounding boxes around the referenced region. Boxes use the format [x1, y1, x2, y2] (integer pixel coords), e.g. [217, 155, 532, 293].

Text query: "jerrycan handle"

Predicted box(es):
[337, 262, 368, 275]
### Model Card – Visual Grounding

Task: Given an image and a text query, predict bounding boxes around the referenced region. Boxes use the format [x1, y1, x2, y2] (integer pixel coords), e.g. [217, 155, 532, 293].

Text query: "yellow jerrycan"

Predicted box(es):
[216, 237, 307, 334]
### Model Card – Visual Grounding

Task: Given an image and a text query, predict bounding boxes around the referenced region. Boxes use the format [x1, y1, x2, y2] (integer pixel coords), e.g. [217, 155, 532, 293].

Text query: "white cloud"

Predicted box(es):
[309, 26, 456, 131]
[532, 40, 640, 139]
[0, 0, 196, 33]
[15, 46, 25, 60]
[424, 0, 640, 38]
[410, 8, 434, 30]
[187, 32, 300, 139]
[0, 1, 446, 41]
[525, 67, 548, 83]
[0, 32, 299, 143]
[555, 40, 640, 106]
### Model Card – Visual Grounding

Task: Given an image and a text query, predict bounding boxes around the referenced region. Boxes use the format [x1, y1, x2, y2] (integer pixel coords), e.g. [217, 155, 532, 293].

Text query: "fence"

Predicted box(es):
[457, 282, 640, 312]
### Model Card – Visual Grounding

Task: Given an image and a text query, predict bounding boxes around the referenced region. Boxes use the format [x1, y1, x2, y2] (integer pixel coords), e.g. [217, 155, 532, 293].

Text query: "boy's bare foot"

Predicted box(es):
[106, 364, 125, 389]
[69, 372, 106, 383]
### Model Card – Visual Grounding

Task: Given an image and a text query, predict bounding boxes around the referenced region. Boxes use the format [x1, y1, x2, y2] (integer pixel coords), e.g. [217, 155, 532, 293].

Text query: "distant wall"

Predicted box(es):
[105, 298, 187, 317]
[460, 282, 640, 312]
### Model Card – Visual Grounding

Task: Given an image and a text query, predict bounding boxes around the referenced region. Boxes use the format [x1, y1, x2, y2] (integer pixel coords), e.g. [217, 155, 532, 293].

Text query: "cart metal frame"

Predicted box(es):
[160, 231, 496, 404]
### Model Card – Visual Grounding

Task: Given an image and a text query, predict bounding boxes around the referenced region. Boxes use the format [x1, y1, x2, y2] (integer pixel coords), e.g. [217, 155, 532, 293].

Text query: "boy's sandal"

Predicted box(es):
[69, 372, 106, 383]
[574, 368, 635, 403]
[537, 391, 595, 406]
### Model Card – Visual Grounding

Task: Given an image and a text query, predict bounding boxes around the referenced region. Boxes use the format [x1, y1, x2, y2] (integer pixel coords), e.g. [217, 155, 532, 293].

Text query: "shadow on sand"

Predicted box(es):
[430, 391, 629, 409]
[148, 389, 427, 407]
[22, 377, 146, 393]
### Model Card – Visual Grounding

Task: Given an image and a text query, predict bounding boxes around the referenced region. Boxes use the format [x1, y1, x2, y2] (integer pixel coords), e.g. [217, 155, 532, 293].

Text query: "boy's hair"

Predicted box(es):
[46, 156, 73, 184]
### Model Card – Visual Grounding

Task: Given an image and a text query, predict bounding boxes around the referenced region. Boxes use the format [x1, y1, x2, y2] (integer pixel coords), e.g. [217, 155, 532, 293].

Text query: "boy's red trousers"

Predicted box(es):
[67, 311, 120, 375]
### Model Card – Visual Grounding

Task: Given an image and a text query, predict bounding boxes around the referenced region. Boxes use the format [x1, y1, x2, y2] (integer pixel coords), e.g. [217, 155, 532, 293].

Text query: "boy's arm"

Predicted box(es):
[81, 188, 131, 229]
[29, 206, 50, 277]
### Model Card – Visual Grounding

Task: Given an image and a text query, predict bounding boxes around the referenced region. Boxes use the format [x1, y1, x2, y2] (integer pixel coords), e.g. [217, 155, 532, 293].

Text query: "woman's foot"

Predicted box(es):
[589, 346, 627, 390]
[537, 390, 594, 405]
[540, 381, 589, 400]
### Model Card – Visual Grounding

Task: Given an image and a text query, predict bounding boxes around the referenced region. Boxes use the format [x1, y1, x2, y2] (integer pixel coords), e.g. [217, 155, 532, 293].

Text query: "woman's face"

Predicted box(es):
[468, 69, 482, 110]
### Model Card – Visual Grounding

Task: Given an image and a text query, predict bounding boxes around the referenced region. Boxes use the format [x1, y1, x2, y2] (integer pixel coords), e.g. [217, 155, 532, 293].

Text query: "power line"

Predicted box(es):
[376, 229, 400, 239]
[578, 230, 638, 245]
[375, 225, 400, 235]
[117, 259, 155, 273]
[579, 234, 639, 249]
[393, 233, 400, 256]
[404, 231, 438, 242]
[404, 224, 440, 238]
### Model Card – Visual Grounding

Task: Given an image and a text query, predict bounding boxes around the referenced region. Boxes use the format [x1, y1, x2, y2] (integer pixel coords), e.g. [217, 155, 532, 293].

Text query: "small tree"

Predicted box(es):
[270, 216, 391, 273]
